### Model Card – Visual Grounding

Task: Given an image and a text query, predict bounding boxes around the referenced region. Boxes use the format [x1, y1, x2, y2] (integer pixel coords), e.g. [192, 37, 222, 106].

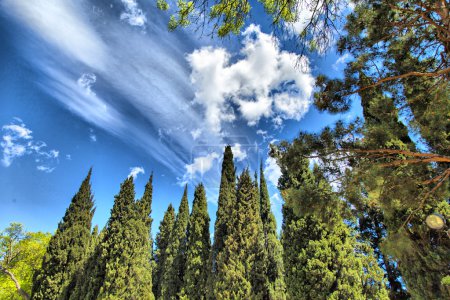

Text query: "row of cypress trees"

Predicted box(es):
[30, 145, 391, 299]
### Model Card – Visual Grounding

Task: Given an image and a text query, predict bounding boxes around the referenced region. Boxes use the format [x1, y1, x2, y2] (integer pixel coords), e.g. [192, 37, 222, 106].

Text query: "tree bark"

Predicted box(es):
[1, 267, 30, 300]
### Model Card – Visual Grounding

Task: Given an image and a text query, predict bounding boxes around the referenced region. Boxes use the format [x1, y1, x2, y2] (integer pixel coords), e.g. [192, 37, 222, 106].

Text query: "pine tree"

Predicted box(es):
[153, 204, 176, 300]
[259, 163, 286, 299]
[161, 186, 190, 300]
[183, 184, 211, 300]
[32, 169, 95, 300]
[213, 169, 265, 299]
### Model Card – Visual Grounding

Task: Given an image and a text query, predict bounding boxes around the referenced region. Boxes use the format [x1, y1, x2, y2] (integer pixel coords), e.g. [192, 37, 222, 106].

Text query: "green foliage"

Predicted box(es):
[153, 204, 175, 299]
[168, 0, 194, 31]
[32, 169, 95, 300]
[183, 184, 211, 300]
[161, 186, 190, 299]
[280, 165, 389, 300]
[73, 176, 154, 300]
[213, 169, 265, 299]
[212, 145, 236, 274]
[1, 224, 50, 300]
[259, 163, 286, 299]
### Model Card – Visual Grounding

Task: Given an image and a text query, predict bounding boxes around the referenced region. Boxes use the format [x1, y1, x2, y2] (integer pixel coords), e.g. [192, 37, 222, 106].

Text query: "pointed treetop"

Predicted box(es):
[222, 146, 236, 185]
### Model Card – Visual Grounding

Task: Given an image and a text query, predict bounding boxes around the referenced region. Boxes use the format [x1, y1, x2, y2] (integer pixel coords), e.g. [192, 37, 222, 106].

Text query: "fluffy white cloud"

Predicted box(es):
[187, 24, 315, 134]
[185, 152, 220, 178]
[78, 73, 96, 95]
[1, 119, 59, 171]
[120, 0, 147, 27]
[231, 144, 248, 162]
[128, 166, 145, 179]
[264, 156, 282, 187]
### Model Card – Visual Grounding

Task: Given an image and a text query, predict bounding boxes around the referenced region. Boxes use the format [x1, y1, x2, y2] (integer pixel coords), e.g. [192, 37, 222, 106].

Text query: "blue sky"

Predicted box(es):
[0, 0, 360, 236]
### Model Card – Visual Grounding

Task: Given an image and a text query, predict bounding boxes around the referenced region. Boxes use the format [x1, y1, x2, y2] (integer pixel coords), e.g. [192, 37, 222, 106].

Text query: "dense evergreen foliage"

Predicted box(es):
[161, 186, 190, 299]
[32, 169, 95, 300]
[183, 184, 211, 299]
[153, 204, 176, 299]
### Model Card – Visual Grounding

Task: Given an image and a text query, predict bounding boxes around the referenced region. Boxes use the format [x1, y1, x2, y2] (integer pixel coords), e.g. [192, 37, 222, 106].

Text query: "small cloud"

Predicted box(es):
[1, 118, 59, 171]
[332, 53, 352, 71]
[37, 165, 55, 173]
[120, 0, 146, 27]
[128, 166, 145, 179]
[190, 128, 202, 140]
[256, 129, 272, 142]
[231, 143, 247, 162]
[77, 73, 97, 95]
[270, 192, 283, 209]
[264, 156, 282, 187]
[66, 154, 72, 160]
[185, 152, 220, 178]
[89, 128, 97, 142]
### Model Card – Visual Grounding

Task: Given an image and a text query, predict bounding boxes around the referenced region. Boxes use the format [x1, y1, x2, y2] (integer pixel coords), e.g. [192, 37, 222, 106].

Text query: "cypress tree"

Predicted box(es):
[32, 169, 95, 300]
[212, 145, 236, 271]
[259, 163, 286, 299]
[280, 165, 388, 300]
[213, 169, 265, 299]
[183, 184, 211, 300]
[153, 204, 176, 299]
[161, 186, 190, 300]
[74, 176, 154, 299]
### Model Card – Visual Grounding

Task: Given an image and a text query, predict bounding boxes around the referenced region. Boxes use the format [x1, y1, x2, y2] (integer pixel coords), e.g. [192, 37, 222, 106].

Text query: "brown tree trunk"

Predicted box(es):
[1, 268, 30, 300]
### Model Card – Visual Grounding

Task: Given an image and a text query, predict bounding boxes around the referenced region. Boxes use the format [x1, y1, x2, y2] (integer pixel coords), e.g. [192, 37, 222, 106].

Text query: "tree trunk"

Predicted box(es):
[1, 268, 30, 300]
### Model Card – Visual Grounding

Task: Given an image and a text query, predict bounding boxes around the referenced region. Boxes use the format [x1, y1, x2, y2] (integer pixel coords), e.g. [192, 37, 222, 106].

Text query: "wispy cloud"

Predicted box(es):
[1, 118, 59, 172]
[128, 166, 145, 179]
[187, 24, 315, 134]
[89, 128, 97, 142]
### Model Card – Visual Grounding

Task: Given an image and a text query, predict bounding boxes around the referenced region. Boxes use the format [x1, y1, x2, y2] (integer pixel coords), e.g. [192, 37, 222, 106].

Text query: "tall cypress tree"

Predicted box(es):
[280, 164, 389, 300]
[161, 186, 189, 300]
[212, 145, 236, 271]
[153, 204, 176, 299]
[213, 169, 265, 299]
[32, 169, 95, 300]
[183, 184, 211, 300]
[259, 163, 286, 299]
[73, 177, 154, 299]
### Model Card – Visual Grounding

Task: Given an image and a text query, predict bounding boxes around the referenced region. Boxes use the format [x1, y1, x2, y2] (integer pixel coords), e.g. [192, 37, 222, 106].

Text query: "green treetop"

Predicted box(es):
[259, 163, 286, 299]
[161, 186, 190, 300]
[153, 204, 176, 299]
[32, 169, 95, 300]
[183, 183, 211, 300]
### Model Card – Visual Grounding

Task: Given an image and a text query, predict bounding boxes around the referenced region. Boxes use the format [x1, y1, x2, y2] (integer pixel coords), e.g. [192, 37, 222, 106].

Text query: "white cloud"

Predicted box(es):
[120, 0, 147, 27]
[264, 156, 282, 187]
[37, 165, 55, 173]
[270, 192, 283, 209]
[128, 166, 145, 179]
[231, 143, 247, 162]
[78, 73, 97, 95]
[332, 53, 352, 71]
[185, 152, 220, 179]
[190, 128, 202, 140]
[1, 119, 59, 171]
[66, 154, 72, 160]
[1, 0, 107, 70]
[89, 128, 97, 142]
[187, 24, 315, 134]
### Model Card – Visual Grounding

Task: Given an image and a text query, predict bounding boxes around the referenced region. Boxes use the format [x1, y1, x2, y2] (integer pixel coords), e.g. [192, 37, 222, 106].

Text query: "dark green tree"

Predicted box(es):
[212, 146, 236, 272]
[183, 184, 211, 300]
[259, 163, 286, 299]
[213, 169, 265, 299]
[153, 204, 176, 300]
[72, 177, 154, 299]
[279, 158, 389, 299]
[32, 169, 95, 300]
[161, 186, 190, 300]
